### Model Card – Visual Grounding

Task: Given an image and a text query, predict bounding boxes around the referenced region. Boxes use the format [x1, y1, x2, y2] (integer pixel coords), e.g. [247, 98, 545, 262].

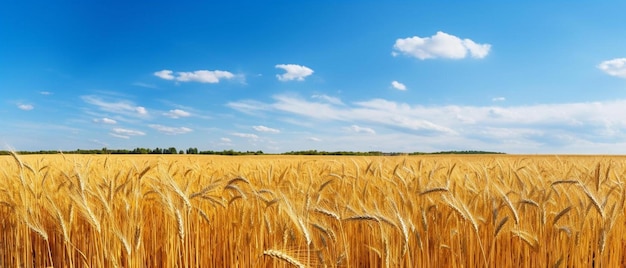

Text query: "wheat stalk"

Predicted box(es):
[264, 249, 305, 268]
[579, 183, 604, 219]
[419, 187, 449, 196]
[494, 216, 509, 237]
[511, 230, 539, 252]
[553, 206, 572, 225]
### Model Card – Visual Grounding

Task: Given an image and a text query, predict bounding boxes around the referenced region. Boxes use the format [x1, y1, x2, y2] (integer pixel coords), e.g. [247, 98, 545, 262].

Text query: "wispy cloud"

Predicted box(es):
[308, 137, 322, 142]
[232, 133, 259, 139]
[163, 109, 191, 119]
[93, 118, 117, 124]
[225, 100, 270, 115]
[229, 95, 626, 152]
[391, 81, 407, 91]
[598, 58, 626, 78]
[272, 95, 455, 134]
[393, 31, 491, 60]
[347, 125, 376, 134]
[110, 128, 146, 139]
[110, 133, 130, 139]
[149, 124, 193, 135]
[82, 95, 148, 117]
[221, 137, 232, 142]
[253, 125, 280, 133]
[492, 97, 506, 102]
[311, 94, 344, 105]
[39, 91, 52, 95]
[17, 104, 34, 111]
[154, 69, 235, 83]
[275, 64, 314, 81]
[132, 82, 158, 89]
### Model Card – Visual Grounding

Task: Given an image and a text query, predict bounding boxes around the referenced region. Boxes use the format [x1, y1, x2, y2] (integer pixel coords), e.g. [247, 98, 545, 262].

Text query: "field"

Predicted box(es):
[1, 154, 626, 267]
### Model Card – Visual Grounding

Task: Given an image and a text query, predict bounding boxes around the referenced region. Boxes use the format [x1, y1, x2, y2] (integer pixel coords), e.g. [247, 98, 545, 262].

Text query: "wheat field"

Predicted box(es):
[1, 153, 626, 267]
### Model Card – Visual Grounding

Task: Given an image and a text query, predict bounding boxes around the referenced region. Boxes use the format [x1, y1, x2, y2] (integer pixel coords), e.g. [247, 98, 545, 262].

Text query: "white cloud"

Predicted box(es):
[149, 124, 193, 135]
[164, 109, 191, 119]
[271, 95, 344, 121]
[229, 95, 626, 153]
[17, 104, 34, 111]
[110, 133, 130, 139]
[308, 137, 322, 142]
[275, 64, 314, 81]
[82, 96, 149, 117]
[598, 58, 626, 78]
[110, 128, 146, 139]
[155, 69, 235, 83]
[40, 91, 52, 95]
[93, 118, 117, 124]
[393, 31, 491, 60]
[347, 125, 376, 134]
[391, 81, 407, 91]
[253, 125, 280, 133]
[221, 137, 232, 142]
[492, 97, 506, 102]
[232, 133, 259, 139]
[225, 100, 270, 114]
[462, 39, 491, 59]
[311, 94, 344, 105]
[154, 70, 175, 80]
[268, 95, 455, 134]
[176, 70, 235, 83]
[136, 107, 148, 115]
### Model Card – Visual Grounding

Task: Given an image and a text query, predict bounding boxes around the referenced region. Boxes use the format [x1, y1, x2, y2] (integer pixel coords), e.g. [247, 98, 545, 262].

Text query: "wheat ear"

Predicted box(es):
[264, 249, 305, 268]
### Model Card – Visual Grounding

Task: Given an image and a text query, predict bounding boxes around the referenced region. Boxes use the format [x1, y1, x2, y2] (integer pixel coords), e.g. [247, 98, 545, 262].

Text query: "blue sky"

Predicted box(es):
[2, 1, 626, 153]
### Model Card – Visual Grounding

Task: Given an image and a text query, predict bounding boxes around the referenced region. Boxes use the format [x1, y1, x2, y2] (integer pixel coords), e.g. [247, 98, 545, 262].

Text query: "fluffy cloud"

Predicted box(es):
[110, 128, 146, 139]
[391, 81, 407, 91]
[393, 31, 491, 60]
[154, 70, 175, 80]
[598, 58, 626, 78]
[164, 109, 191, 119]
[275, 64, 314, 81]
[93, 118, 117, 124]
[253, 125, 280, 133]
[82, 96, 148, 117]
[176, 70, 235, 83]
[136, 107, 148, 115]
[220, 137, 232, 143]
[154, 69, 235, 83]
[17, 104, 34, 111]
[348, 125, 376, 134]
[232, 133, 259, 139]
[149, 124, 192, 135]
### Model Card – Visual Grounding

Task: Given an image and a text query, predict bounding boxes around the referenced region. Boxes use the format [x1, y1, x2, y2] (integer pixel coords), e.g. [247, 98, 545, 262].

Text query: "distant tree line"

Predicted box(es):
[283, 150, 385, 156]
[423, 150, 505, 155]
[0, 147, 196, 155]
[284, 150, 504, 155]
[0, 147, 264, 156]
[0, 148, 504, 156]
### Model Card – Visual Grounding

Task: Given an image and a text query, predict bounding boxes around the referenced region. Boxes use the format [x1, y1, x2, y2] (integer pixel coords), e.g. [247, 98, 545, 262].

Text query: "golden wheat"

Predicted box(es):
[1, 154, 625, 267]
